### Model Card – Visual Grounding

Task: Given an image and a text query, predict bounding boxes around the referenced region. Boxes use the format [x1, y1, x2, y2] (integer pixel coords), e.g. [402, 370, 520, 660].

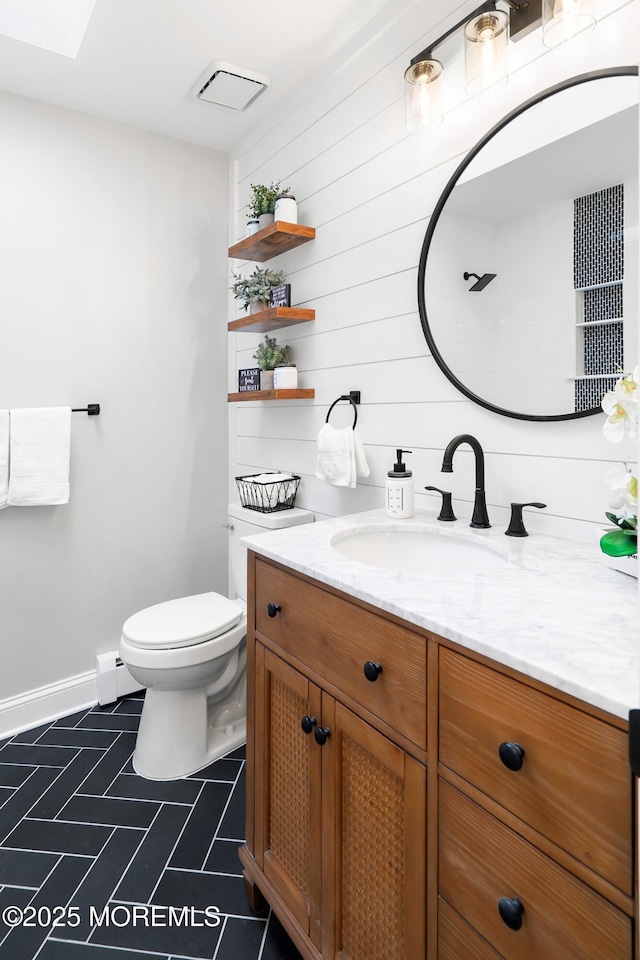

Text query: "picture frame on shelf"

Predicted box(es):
[238, 368, 261, 392]
[270, 284, 291, 308]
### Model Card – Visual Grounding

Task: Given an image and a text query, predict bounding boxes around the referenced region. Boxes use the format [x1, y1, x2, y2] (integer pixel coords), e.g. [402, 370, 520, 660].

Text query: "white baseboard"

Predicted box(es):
[0, 655, 145, 740]
[0, 670, 99, 740]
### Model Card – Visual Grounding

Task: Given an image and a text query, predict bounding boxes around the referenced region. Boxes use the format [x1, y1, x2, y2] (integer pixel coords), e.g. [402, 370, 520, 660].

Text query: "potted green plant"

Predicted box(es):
[253, 334, 292, 390]
[248, 181, 291, 227]
[231, 267, 285, 314]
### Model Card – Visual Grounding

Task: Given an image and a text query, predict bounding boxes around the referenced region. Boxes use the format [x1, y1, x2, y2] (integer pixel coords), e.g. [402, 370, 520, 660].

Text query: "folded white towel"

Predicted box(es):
[315, 424, 370, 489]
[8, 407, 71, 506]
[249, 473, 295, 484]
[0, 411, 8, 509]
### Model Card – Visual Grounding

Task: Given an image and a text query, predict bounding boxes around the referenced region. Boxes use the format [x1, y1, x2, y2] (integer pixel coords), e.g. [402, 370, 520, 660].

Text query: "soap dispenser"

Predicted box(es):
[386, 449, 414, 518]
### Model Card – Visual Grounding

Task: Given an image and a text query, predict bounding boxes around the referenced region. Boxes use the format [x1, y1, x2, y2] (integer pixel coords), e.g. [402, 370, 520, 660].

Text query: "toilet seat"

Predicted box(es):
[122, 592, 243, 651]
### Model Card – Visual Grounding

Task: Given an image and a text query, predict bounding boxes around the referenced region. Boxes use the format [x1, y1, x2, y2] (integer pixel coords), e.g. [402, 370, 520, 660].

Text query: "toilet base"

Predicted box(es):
[132, 685, 246, 781]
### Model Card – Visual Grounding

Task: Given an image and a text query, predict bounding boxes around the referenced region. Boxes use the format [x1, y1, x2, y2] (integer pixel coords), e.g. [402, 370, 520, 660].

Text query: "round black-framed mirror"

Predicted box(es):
[417, 66, 639, 422]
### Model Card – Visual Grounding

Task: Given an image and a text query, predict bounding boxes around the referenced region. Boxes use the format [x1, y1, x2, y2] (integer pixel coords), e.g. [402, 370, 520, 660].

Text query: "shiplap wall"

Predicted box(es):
[228, 0, 639, 539]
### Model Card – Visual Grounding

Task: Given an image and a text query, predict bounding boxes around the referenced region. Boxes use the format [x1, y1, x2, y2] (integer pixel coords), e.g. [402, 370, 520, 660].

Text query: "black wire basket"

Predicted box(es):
[235, 472, 301, 513]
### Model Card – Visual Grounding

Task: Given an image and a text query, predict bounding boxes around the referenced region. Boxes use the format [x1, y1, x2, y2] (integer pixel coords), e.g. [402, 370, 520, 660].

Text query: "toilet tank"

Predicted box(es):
[227, 503, 314, 602]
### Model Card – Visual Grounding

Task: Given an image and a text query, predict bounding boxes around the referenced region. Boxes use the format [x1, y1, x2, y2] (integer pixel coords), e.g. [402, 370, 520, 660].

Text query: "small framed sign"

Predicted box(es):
[269, 284, 291, 309]
[238, 368, 261, 392]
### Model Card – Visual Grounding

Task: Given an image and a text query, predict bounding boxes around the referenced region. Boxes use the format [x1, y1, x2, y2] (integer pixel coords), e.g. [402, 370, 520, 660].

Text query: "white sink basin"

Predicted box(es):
[330, 524, 509, 576]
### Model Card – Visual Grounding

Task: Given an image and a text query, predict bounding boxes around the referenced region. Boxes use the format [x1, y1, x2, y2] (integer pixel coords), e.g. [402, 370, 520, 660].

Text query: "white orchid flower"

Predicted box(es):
[605, 467, 638, 521]
[602, 366, 638, 442]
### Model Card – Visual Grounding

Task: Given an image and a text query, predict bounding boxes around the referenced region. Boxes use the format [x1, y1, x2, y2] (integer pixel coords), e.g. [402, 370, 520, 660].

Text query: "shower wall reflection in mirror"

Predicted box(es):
[420, 70, 638, 421]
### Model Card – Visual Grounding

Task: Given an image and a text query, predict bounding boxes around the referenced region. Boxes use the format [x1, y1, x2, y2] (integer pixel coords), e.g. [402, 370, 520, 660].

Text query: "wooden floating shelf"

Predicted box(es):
[228, 389, 315, 403]
[229, 221, 315, 263]
[228, 306, 315, 334]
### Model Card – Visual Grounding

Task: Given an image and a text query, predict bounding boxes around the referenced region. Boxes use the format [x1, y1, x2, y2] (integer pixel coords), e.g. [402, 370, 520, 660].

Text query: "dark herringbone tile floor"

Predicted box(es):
[0, 693, 302, 960]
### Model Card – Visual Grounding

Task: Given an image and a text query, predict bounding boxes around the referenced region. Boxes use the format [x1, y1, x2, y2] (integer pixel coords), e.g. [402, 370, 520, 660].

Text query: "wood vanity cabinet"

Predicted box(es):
[240, 555, 427, 960]
[240, 553, 636, 960]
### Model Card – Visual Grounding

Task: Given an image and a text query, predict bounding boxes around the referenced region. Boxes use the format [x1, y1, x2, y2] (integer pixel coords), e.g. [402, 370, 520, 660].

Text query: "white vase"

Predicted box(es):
[273, 364, 298, 389]
[602, 553, 638, 578]
[274, 195, 297, 224]
[597, 528, 638, 578]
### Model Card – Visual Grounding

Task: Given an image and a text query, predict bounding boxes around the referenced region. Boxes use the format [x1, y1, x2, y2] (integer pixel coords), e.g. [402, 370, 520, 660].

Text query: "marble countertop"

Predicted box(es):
[242, 508, 639, 720]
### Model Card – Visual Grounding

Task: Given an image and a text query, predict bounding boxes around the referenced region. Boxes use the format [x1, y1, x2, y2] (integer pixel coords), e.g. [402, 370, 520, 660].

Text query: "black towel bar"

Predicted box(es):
[325, 391, 360, 429]
[71, 404, 100, 415]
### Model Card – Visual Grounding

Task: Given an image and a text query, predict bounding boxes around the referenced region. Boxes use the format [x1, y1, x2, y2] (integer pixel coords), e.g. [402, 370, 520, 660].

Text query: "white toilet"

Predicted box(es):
[119, 502, 314, 780]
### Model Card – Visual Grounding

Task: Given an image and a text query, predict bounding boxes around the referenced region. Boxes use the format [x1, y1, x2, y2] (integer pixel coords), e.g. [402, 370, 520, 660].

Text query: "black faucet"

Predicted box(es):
[441, 434, 490, 528]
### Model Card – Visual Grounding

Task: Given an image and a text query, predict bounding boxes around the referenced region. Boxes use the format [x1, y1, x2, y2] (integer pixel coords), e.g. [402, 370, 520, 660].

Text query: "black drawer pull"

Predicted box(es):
[301, 716, 317, 734]
[266, 602, 281, 618]
[363, 661, 383, 682]
[499, 741, 525, 771]
[314, 727, 331, 746]
[498, 897, 524, 930]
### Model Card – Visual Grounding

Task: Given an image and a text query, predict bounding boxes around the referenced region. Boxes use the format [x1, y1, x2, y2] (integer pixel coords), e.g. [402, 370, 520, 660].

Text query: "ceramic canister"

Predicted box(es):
[274, 195, 297, 224]
[273, 364, 298, 389]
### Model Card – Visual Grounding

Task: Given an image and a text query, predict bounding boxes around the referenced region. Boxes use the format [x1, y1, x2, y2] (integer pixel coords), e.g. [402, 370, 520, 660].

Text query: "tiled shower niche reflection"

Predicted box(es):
[574, 184, 624, 414]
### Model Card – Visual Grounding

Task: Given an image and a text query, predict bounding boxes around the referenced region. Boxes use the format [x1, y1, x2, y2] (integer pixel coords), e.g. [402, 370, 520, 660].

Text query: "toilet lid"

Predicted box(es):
[122, 593, 244, 650]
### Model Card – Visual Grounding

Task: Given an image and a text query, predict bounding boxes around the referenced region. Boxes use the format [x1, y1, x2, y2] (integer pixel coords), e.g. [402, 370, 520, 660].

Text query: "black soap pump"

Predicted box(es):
[386, 449, 414, 518]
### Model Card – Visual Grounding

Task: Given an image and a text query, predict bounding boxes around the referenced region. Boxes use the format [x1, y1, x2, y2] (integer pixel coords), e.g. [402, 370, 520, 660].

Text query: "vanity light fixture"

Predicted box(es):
[542, 0, 596, 47]
[405, 1, 507, 132]
[464, 8, 510, 96]
[405, 0, 598, 132]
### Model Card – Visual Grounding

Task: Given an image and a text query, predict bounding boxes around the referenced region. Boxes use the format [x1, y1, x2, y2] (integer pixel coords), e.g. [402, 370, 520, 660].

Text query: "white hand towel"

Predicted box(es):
[0, 411, 8, 509]
[249, 473, 295, 484]
[8, 407, 71, 506]
[316, 423, 355, 487]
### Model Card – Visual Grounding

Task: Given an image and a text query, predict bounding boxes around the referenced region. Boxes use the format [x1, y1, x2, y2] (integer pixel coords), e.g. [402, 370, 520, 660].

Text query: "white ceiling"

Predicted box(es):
[0, 0, 399, 152]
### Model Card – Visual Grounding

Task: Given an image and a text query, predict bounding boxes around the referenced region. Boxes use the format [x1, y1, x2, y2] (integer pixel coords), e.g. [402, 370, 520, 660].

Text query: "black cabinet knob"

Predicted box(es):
[499, 741, 525, 771]
[314, 727, 331, 746]
[266, 602, 281, 618]
[301, 716, 317, 734]
[498, 897, 524, 930]
[363, 661, 383, 682]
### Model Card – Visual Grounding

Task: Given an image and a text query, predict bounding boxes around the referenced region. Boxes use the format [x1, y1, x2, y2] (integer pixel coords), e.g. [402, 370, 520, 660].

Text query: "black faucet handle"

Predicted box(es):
[505, 502, 547, 537]
[425, 486, 456, 522]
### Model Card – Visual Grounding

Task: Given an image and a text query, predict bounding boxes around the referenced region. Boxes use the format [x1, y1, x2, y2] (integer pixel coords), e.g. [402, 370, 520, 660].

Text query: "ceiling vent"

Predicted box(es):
[192, 60, 270, 111]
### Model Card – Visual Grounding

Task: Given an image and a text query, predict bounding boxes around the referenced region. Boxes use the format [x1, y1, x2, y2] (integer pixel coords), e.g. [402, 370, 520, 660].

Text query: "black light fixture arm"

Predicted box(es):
[410, 0, 502, 64]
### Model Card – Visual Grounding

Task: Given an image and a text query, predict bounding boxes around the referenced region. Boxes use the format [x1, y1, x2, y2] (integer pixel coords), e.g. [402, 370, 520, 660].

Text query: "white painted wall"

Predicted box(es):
[0, 93, 229, 709]
[228, 0, 639, 539]
[493, 198, 575, 415]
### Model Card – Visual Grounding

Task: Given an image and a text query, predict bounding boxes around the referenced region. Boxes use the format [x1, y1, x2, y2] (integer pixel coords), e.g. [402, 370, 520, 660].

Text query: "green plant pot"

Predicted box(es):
[598, 528, 638, 578]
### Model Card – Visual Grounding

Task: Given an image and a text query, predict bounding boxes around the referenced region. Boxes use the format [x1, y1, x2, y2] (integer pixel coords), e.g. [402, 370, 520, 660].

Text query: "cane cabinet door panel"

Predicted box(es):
[254, 643, 323, 946]
[321, 697, 427, 960]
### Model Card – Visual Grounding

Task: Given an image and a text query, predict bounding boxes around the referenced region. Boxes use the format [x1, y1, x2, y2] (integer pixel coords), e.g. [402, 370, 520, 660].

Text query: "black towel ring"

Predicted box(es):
[325, 391, 360, 429]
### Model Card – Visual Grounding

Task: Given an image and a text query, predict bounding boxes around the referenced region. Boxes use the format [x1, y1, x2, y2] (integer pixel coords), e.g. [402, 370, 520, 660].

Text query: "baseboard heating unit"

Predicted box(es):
[96, 651, 144, 705]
